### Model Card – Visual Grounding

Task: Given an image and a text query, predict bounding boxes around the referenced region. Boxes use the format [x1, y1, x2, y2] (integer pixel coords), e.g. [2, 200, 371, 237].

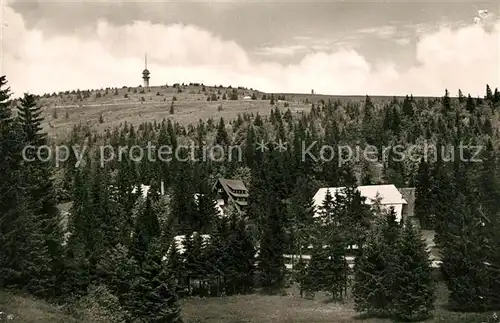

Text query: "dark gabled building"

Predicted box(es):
[213, 178, 249, 212]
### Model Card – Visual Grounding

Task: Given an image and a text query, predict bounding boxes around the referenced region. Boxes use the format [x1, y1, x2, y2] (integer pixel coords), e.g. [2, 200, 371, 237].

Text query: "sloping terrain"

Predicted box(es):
[22, 84, 432, 139]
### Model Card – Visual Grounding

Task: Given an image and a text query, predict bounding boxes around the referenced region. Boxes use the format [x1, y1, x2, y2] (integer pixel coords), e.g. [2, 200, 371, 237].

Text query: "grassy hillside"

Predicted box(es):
[21, 83, 436, 139]
[0, 290, 79, 323]
[2, 284, 497, 323]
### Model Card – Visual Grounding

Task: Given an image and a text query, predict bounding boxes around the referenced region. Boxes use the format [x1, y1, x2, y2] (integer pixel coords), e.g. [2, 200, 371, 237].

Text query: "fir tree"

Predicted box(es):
[215, 117, 229, 146]
[414, 157, 433, 229]
[353, 208, 401, 317]
[128, 241, 183, 322]
[17, 93, 64, 296]
[131, 195, 161, 263]
[258, 192, 286, 294]
[391, 220, 435, 321]
[96, 244, 138, 317]
[0, 79, 54, 298]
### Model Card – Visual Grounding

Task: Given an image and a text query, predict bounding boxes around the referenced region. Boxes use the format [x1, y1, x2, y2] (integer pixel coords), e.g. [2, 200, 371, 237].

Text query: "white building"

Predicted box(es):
[312, 184, 407, 222]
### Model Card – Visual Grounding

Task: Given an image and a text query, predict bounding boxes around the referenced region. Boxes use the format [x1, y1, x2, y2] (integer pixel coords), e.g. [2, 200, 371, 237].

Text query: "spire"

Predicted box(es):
[145, 52, 148, 70]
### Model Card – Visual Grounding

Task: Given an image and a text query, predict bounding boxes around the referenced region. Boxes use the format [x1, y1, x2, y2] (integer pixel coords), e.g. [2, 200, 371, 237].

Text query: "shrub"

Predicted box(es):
[74, 284, 128, 323]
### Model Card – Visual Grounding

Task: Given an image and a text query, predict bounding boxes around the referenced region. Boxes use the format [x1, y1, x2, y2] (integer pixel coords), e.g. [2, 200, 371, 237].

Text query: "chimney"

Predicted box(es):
[160, 180, 165, 196]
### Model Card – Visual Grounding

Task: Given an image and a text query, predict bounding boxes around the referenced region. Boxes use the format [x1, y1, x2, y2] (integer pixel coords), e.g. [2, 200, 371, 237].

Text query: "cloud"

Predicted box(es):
[2, 4, 499, 97]
[255, 45, 307, 56]
[358, 25, 398, 40]
[393, 37, 411, 46]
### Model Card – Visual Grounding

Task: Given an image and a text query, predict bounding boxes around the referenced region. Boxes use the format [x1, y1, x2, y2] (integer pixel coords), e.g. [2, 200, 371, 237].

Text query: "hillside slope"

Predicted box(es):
[0, 290, 79, 323]
[17, 83, 436, 139]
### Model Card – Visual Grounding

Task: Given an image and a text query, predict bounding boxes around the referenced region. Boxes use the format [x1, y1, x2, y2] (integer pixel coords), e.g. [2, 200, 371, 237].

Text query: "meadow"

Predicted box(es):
[1, 283, 497, 323]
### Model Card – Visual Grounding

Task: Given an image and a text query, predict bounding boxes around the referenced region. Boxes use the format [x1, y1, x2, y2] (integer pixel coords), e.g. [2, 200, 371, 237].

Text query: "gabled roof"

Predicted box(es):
[214, 178, 249, 212]
[313, 184, 407, 209]
[216, 179, 248, 195]
[221, 179, 248, 192]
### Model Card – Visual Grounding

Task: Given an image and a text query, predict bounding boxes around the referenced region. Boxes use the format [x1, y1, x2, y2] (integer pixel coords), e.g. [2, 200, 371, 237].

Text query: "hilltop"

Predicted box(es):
[17, 83, 436, 139]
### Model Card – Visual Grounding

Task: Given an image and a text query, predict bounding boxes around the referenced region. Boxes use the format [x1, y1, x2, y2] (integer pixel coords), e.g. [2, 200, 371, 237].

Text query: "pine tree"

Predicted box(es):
[391, 220, 435, 321]
[194, 191, 218, 233]
[353, 208, 401, 317]
[486, 84, 493, 100]
[131, 195, 161, 263]
[258, 192, 286, 294]
[0, 78, 54, 298]
[438, 150, 492, 312]
[166, 240, 185, 293]
[215, 117, 229, 146]
[62, 167, 92, 298]
[442, 89, 451, 112]
[458, 89, 464, 103]
[128, 241, 183, 322]
[466, 94, 475, 112]
[414, 157, 433, 229]
[476, 140, 500, 309]
[96, 244, 138, 317]
[183, 232, 205, 295]
[305, 241, 330, 297]
[17, 93, 64, 296]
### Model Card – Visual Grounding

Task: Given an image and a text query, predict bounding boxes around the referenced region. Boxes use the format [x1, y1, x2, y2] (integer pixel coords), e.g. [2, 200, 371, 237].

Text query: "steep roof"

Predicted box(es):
[214, 178, 249, 211]
[313, 184, 407, 209]
[222, 179, 248, 192]
[216, 179, 248, 196]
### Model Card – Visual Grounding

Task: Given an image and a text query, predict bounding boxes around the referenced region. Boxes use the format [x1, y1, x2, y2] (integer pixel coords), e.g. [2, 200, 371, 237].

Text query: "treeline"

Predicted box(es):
[2, 72, 500, 322]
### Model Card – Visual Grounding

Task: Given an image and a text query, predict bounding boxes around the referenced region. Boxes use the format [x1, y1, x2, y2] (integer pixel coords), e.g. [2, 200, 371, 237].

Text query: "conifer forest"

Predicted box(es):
[1, 74, 500, 322]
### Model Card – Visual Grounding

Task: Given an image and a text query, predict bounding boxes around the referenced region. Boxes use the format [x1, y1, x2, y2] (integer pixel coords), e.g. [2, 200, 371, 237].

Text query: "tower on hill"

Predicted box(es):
[142, 53, 150, 88]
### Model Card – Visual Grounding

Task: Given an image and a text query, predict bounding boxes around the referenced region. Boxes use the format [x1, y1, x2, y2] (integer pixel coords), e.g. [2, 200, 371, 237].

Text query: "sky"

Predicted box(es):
[1, 0, 499, 97]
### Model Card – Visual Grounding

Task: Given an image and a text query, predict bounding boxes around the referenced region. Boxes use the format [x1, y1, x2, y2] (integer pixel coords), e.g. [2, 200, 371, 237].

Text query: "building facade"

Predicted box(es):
[213, 178, 249, 212]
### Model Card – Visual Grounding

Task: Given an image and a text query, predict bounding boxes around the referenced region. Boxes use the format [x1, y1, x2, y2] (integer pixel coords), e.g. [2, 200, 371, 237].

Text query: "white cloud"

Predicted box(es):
[1, 4, 499, 97]
[358, 25, 397, 39]
[394, 37, 411, 46]
[255, 45, 307, 56]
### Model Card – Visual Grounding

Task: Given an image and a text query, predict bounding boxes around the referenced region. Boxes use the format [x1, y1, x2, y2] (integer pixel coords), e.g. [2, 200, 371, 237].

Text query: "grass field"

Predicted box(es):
[32, 84, 434, 140]
[1, 283, 497, 322]
[0, 290, 78, 323]
[36, 85, 312, 139]
[182, 283, 497, 323]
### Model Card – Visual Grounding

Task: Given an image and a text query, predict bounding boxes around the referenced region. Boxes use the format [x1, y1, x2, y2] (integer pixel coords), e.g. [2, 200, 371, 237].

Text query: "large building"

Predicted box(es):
[312, 184, 408, 222]
[213, 178, 249, 212]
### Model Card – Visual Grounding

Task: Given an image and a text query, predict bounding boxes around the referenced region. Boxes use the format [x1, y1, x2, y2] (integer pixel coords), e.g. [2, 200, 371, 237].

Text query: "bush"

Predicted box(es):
[74, 284, 128, 323]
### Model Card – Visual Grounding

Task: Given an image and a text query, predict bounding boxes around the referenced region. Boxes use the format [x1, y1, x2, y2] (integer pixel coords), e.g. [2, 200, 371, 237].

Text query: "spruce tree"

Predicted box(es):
[0, 78, 54, 298]
[392, 220, 435, 321]
[439, 149, 492, 312]
[414, 157, 433, 229]
[128, 241, 183, 322]
[215, 117, 229, 146]
[17, 93, 64, 296]
[258, 193, 286, 294]
[353, 208, 400, 317]
[96, 244, 138, 317]
[131, 194, 161, 263]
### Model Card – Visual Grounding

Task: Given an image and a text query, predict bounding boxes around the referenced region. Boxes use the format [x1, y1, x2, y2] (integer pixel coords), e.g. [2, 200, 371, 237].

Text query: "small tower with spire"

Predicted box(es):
[142, 53, 150, 88]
